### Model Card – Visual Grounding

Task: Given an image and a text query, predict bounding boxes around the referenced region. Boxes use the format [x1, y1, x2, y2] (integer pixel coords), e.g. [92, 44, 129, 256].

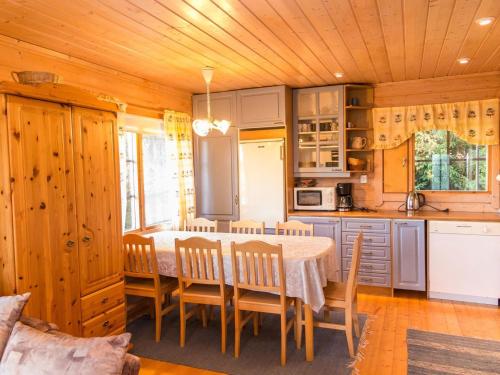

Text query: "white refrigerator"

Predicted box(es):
[239, 139, 285, 232]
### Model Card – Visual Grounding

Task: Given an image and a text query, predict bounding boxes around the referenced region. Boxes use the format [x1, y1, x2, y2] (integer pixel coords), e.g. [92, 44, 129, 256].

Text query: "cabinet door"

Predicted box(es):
[194, 127, 239, 221]
[7, 96, 81, 335]
[393, 220, 426, 291]
[72, 107, 123, 296]
[288, 216, 341, 282]
[193, 91, 237, 123]
[383, 141, 408, 193]
[237, 86, 286, 129]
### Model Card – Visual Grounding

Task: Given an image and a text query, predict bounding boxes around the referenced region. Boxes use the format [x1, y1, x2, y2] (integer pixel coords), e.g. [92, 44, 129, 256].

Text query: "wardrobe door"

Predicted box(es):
[72, 107, 123, 296]
[7, 96, 81, 335]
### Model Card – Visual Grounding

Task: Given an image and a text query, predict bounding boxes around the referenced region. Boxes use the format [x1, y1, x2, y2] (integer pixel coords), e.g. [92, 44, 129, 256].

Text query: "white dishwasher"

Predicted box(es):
[428, 220, 500, 305]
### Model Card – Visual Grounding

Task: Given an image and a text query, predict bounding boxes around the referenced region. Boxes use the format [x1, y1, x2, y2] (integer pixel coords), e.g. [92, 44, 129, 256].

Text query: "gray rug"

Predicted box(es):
[407, 329, 500, 374]
[128, 307, 369, 375]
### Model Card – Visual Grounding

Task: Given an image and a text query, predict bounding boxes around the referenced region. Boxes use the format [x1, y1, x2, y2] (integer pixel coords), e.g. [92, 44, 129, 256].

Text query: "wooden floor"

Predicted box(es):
[138, 291, 500, 375]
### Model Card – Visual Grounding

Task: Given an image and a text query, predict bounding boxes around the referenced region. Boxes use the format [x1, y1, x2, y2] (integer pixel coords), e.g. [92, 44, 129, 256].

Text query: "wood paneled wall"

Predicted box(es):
[0, 35, 191, 114]
[314, 72, 500, 213]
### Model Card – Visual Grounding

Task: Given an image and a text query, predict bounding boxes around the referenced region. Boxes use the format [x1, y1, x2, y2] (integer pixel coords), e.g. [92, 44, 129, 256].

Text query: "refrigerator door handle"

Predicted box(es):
[280, 145, 284, 160]
[234, 194, 239, 206]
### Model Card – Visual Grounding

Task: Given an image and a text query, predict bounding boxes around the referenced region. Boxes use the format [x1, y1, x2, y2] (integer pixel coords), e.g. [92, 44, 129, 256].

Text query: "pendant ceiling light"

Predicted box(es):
[192, 67, 231, 137]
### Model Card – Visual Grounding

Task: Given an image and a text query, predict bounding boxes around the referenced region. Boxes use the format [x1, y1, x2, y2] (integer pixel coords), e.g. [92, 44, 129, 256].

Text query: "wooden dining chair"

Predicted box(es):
[123, 234, 179, 342]
[229, 220, 265, 234]
[231, 240, 296, 366]
[184, 217, 218, 233]
[175, 237, 233, 353]
[275, 220, 314, 236]
[296, 232, 363, 357]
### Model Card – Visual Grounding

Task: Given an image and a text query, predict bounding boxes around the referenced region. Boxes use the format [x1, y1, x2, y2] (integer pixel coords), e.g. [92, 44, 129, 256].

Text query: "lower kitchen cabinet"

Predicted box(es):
[288, 216, 341, 282]
[393, 220, 426, 291]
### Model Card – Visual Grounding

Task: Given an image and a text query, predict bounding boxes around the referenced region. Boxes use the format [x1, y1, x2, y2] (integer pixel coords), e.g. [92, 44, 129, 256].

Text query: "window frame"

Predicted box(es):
[120, 129, 168, 234]
[413, 130, 489, 193]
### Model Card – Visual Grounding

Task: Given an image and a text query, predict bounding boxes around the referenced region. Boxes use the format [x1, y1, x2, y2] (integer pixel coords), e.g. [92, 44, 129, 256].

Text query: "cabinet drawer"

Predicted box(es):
[342, 219, 390, 233]
[342, 258, 391, 274]
[81, 282, 125, 321]
[342, 231, 390, 247]
[342, 245, 391, 260]
[343, 271, 391, 287]
[82, 304, 125, 338]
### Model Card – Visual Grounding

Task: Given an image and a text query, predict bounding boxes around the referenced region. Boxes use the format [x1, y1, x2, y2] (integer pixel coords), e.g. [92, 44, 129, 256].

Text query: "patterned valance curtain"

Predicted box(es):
[372, 98, 499, 149]
[164, 110, 196, 229]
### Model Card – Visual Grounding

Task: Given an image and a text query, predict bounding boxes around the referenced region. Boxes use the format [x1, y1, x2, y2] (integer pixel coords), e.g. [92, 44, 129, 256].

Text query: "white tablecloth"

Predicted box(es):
[146, 231, 335, 312]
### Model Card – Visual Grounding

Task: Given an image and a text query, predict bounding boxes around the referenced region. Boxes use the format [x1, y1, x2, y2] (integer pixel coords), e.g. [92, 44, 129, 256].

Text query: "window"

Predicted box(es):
[414, 130, 488, 191]
[118, 115, 176, 232]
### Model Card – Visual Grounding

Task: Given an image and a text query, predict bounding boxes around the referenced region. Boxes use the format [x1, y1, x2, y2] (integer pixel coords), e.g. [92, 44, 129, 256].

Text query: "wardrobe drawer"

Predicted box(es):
[342, 245, 391, 260]
[343, 271, 391, 287]
[81, 282, 125, 321]
[82, 304, 125, 338]
[342, 231, 390, 247]
[342, 258, 391, 274]
[342, 219, 390, 233]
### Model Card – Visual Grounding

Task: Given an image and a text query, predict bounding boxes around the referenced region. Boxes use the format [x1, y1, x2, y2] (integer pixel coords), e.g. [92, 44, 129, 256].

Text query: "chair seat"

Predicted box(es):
[238, 290, 293, 308]
[125, 275, 178, 294]
[323, 281, 347, 302]
[183, 283, 232, 300]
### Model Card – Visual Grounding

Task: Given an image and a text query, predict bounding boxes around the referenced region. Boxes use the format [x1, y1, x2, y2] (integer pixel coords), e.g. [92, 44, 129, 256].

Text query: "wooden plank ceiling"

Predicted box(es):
[0, 0, 499, 93]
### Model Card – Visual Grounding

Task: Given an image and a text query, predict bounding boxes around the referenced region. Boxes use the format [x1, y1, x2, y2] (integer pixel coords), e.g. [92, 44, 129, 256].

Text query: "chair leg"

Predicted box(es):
[154, 295, 162, 342]
[323, 308, 330, 321]
[179, 300, 186, 347]
[221, 304, 227, 353]
[353, 299, 360, 338]
[253, 312, 259, 336]
[280, 312, 287, 366]
[201, 305, 208, 328]
[345, 306, 354, 358]
[295, 298, 303, 349]
[234, 307, 241, 358]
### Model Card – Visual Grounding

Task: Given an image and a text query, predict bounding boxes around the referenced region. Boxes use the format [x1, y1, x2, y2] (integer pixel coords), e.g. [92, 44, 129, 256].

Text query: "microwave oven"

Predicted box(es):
[293, 187, 336, 211]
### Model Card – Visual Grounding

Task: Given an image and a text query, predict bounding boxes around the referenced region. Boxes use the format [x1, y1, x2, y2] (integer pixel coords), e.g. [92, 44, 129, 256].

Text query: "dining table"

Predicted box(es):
[145, 230, 336, 361]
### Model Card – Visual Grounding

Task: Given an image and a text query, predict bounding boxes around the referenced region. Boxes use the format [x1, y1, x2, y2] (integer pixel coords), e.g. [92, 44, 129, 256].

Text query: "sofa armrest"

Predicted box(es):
[122, 353, 141, 375]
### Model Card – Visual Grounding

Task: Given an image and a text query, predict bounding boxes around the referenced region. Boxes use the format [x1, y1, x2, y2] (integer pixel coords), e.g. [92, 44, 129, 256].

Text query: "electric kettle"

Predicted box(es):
[405, 191, 425, 211]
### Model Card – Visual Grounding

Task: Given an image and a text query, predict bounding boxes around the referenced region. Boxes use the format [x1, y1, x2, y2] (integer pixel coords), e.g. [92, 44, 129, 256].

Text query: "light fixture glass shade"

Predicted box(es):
[214, 119, 231, 134]
[192, 119, 211, 137]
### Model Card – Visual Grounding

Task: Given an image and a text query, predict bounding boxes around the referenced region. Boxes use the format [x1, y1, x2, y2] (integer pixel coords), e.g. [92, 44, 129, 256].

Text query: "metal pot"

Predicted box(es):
[405, 191, 425, 211]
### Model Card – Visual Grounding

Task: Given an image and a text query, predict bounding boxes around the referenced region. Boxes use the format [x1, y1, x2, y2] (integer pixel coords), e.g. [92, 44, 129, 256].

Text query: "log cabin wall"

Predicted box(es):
[313, 72, 500, 213]
[0, 35, 192, 115]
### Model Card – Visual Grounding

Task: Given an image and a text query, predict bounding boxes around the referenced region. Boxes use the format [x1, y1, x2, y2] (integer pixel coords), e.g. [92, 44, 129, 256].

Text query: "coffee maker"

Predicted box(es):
[336, 183, 353, 212]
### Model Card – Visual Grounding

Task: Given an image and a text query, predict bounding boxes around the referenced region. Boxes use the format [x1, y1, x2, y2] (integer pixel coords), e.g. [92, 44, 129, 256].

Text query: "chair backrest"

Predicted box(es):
[275, 220, 313, 236]
[123, 233, 159, 280]
[175, 236, 225, 292]
[184, 217, 218, 233]
[346, 232, 364, 301]
[229, 220, 265, 234]
[231, 240, 285, 301]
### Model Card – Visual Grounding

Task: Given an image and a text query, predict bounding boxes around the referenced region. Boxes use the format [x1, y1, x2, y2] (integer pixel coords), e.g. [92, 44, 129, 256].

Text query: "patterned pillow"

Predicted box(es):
[0, 293, 30, 359]
[0, 322, 131, 375]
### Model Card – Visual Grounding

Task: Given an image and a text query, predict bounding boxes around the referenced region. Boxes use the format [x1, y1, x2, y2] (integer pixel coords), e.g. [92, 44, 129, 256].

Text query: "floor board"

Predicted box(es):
[138, 291, 500, 374]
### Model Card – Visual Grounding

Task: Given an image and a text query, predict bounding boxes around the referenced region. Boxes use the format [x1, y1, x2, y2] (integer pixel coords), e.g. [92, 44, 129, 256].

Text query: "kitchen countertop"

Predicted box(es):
[288, 210, 500, 222]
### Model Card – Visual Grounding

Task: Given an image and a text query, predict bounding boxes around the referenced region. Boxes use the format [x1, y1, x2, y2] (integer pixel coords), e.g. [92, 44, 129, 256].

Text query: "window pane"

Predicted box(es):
[414, 130, 487, 191]
[142, 134, 171, 226]
[119, 132, 140, 231]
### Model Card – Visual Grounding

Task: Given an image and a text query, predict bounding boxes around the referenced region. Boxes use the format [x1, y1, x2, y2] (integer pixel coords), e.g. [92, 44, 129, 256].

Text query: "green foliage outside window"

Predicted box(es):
[414, 130, 487, 191]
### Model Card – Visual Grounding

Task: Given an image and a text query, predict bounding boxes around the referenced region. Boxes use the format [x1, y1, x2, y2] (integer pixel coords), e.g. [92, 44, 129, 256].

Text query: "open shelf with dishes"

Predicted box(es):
[344, 84, 374, 172]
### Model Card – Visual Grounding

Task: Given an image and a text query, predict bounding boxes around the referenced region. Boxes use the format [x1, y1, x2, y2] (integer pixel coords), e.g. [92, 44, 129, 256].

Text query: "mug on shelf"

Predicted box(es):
[351, 136, 367, 149]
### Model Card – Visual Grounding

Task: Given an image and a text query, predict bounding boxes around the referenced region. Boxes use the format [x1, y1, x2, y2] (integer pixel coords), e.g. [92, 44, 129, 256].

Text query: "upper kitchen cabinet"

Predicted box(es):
[236, 86, 288, 129]
[293, 86, 348, 177]
[192, 91, 237, 124]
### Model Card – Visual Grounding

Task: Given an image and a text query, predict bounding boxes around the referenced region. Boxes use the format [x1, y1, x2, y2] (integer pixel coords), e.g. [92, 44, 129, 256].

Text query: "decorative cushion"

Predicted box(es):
[0, 293, 30, 358]
[0, 322, 131, 375]
[19, 316, 59, 334]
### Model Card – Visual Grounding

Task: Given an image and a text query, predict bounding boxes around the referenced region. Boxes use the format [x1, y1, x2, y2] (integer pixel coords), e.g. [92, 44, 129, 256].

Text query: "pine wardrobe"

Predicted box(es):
[0, 83, 125, 337]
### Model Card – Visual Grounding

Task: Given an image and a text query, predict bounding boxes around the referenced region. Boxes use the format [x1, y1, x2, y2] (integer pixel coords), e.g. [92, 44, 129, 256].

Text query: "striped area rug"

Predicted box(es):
[407, 329, 500, 374]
